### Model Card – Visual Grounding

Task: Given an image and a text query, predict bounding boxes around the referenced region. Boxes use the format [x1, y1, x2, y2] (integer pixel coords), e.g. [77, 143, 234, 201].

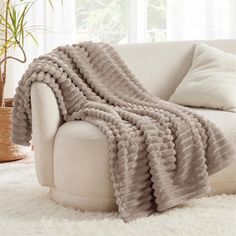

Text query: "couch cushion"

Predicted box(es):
[53, 121, 112, 198]
[57, 108, 236, 146]
[53, 108, 236, 210]
[190, 108, 236, 194]
[169, 44, 236, 112]
[191, 108, 236, 146]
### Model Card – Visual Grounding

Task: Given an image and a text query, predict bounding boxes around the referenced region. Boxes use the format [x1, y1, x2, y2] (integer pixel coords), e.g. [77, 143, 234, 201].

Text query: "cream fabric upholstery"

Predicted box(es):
[31, 40, 236, 211]
[31, 82, 62, 186]
[115, 40, 236, 99]
[51, 108, 236, 210]
[170, 43, 236, 112]
[192, 108, 236, 195]
[53, 121, 117, 211]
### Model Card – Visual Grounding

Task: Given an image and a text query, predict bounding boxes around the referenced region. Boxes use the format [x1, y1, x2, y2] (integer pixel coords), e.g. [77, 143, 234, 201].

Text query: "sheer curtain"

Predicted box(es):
[5, 0, 236, 96]
[5, 0, 76, 97]
[167, 0, 236, 40]
[73, 0, 236, 44]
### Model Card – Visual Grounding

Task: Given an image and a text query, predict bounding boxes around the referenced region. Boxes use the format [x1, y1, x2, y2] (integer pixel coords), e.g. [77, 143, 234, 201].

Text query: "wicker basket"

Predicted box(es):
[0, 107, 24, 162]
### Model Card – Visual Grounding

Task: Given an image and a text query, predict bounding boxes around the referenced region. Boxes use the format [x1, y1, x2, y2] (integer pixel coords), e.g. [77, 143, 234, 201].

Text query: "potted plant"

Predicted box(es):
[0, 0, 58, 162]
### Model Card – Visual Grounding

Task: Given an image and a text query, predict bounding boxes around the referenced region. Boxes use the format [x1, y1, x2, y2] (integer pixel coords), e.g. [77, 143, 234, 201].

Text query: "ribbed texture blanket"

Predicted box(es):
[12, 42, 234, 222]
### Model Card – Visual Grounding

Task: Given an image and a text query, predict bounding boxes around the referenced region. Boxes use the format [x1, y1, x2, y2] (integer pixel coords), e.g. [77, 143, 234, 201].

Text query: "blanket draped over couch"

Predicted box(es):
[12, 42, 234, 222]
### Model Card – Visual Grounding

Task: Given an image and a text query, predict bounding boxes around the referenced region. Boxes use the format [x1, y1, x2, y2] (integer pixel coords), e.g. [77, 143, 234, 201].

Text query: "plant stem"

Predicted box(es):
[0, 41, 27, 66]
[0, 0, 10, 107]
[0, 73, 4, 107]
[3, 0, 10, 84]
[0, 40, 27, 106]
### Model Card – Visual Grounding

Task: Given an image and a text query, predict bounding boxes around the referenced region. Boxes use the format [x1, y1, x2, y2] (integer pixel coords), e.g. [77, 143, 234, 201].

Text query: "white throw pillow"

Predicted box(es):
[169, 43, 236, 112]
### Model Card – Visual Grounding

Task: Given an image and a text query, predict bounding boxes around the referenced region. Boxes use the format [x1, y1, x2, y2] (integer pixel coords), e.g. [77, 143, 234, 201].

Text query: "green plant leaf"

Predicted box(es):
[0, 0, 64, 69]
[25, 30, 38, 45]
[48, 0, 55, 10]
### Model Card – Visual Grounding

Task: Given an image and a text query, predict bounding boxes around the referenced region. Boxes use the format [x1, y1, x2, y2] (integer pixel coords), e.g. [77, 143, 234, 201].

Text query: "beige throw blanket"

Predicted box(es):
[12, 42, 234, 222]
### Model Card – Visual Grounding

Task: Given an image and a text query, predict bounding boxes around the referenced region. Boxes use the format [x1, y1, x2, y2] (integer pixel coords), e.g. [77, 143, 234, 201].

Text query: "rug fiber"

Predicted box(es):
[1, 163, 236, 236]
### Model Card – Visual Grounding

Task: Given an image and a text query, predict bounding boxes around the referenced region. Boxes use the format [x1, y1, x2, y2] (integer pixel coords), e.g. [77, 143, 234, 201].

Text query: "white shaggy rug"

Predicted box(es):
[1, 163, 236, 236]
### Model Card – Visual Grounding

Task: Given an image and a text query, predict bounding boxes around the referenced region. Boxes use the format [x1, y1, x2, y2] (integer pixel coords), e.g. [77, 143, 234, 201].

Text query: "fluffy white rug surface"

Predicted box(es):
[1, 163, 236, 236]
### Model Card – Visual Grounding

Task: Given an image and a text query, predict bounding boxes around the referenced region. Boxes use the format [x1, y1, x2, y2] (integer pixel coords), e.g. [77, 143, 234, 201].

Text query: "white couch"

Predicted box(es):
[31, 40, 236, 212]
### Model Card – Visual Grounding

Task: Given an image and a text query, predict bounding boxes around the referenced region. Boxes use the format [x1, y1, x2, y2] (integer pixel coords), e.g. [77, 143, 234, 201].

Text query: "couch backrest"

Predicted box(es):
[114, 40, 236, 100]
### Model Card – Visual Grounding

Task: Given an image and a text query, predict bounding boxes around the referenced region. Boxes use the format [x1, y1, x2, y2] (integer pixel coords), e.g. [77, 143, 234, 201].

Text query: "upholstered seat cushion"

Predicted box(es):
[191, 108, 236, 145]
[53, 108, 236, 211]
[53, 121, 116, 211]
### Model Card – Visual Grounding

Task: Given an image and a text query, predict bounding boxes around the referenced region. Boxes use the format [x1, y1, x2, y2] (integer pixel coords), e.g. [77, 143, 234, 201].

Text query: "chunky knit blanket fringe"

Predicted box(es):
[12, 42, 234, 222]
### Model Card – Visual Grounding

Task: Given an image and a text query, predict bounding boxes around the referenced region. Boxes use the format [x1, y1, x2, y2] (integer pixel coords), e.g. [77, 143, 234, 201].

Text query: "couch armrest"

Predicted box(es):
[31, 82, 62, 187]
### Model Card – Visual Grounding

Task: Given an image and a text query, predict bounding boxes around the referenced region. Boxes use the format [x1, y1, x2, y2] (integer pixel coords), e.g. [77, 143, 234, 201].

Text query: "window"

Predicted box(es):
[75, 0, 166, 44]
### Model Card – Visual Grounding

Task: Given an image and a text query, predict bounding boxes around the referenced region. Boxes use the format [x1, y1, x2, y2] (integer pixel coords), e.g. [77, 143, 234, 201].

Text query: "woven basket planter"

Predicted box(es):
[0, 107, 24, 162]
